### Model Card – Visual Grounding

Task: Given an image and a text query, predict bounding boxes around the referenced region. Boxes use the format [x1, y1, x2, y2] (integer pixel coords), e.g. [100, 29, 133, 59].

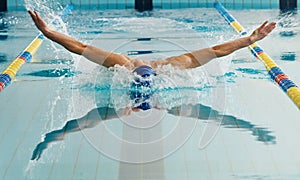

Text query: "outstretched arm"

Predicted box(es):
[28, 10, 131, 68]
[209, 21, 276, 58]
[154, 21, 276, 69]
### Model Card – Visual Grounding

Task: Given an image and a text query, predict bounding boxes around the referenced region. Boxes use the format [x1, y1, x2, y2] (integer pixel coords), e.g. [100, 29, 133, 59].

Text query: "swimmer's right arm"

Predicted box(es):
[28, 10, 131, 68]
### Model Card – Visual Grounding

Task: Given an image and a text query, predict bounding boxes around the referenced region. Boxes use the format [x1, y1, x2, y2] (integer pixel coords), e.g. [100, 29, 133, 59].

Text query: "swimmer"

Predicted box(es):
[28, 10, 276, 111]
[28, 10, 276, 70]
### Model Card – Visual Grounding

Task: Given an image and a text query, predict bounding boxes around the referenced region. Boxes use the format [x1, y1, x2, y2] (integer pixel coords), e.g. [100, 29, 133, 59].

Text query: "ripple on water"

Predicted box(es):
[0, 52, 7, 62]
[280, 52, 296, 61]
[24, 68, 77, 78]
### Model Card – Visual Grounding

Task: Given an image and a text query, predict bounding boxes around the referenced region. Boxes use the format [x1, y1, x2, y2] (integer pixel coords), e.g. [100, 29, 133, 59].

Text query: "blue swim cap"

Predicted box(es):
[133, 65, 156, 78]
[130, 65, 156, 110]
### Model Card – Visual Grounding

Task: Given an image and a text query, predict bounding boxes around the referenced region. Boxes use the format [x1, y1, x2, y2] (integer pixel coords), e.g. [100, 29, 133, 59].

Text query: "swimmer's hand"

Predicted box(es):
[250, 21, 276, 43]
[28, 10, 49, 34]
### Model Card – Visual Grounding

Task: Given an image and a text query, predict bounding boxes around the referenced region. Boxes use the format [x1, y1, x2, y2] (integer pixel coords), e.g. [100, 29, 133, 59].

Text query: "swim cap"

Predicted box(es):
[130, 65, 156, 110]
[133, 65, 156, 78]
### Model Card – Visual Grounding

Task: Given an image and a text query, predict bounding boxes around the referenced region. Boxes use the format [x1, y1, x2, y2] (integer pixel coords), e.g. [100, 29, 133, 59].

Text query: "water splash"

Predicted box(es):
[24, 0, 63, 23]
[277, 11, 299, 37]
[93, 64, 214, 110]
[24, 160, 38, 179]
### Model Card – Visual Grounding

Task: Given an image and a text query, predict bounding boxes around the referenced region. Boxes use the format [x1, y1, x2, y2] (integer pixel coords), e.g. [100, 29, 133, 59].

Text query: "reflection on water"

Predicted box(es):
[235, 68, 267, 75]
[279, 31, 297, 37]
[30, 59, 74, 65]
[24, 68, 77, 78]
[31, 103, 275, 161]
[0, 52, 7, 62]
[280, 52, 296, 61]
[214, 67, 270, 83]
[168, 104, 276, 144]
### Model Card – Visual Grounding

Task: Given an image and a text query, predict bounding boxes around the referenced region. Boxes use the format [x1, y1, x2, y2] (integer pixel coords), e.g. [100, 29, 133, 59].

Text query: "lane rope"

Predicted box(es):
[214, 1, 300, 109]
[0, 4, 73, 92]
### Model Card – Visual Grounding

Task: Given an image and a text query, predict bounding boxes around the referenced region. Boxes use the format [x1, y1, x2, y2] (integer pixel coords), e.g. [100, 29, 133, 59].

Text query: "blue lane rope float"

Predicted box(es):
[214, 1, 300, 109]
[0, 4, 73, 92]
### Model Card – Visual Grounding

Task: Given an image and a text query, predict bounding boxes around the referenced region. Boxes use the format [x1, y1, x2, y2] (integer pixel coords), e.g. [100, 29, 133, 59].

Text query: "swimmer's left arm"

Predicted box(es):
[156, 21, 276, 69]
[189, 21, 276, 67]
[210, 21, 276, 57]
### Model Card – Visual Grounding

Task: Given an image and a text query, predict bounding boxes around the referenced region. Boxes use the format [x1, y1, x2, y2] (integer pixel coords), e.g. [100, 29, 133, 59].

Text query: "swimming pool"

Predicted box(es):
[0, 4, 300, 180]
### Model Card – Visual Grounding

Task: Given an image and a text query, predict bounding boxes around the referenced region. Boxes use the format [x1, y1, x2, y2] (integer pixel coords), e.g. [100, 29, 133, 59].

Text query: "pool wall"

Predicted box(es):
[6, 0, 298, 11]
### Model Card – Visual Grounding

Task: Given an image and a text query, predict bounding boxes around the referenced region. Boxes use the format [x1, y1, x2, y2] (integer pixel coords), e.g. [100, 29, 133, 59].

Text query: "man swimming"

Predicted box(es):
[28, 10, 276, 110]
[28, 10, 276, 69]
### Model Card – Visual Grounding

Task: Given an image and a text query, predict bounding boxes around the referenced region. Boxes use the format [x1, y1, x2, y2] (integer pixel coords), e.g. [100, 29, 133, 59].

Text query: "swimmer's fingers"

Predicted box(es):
[33, 11, 48, 30]
[265, 22, 276, 34]
[258, 20, 268, 30]
[34, 11, 43, 22]
[28, 10, 39, 28]
[28, 10, 48, 32]
[251, 21, 276, 42]
[258, 21, 276, 34]
[28, 10, 37, 22]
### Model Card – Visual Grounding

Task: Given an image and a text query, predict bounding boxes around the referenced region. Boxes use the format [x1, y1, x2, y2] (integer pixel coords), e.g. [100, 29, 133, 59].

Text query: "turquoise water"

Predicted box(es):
[0, 6, 300, 179]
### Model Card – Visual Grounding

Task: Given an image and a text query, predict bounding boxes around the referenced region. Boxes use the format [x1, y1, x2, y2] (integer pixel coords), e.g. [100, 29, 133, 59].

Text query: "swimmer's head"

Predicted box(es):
[130, 65, 156, 110]
[133, 65, 156, 82]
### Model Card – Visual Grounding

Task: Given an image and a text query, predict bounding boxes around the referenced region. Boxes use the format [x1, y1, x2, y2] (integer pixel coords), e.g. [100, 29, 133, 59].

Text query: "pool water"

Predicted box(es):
[0, 6, 300, 180]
